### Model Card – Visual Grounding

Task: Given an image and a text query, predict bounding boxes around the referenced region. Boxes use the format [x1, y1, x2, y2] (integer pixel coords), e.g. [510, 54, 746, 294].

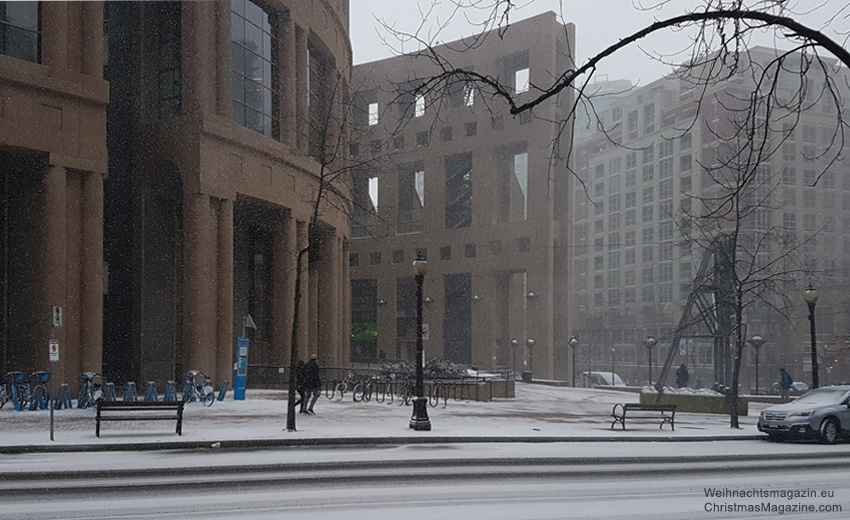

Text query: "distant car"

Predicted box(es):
[758, 385, 850, 444]
[770, 381, 810, 396]
[581, 371, 626, 387]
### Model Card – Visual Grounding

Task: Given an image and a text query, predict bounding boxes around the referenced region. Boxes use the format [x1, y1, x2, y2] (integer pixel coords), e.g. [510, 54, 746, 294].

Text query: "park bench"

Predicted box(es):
[95, 400, 184, 437]
[611, 403, 676, 431]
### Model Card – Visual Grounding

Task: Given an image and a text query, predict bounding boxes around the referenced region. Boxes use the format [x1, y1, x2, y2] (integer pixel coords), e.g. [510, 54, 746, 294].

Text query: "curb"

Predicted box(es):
[0, 434, 767, 454]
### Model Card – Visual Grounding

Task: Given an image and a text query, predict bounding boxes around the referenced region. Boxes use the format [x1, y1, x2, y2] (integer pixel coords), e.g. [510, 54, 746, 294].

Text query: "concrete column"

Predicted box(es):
[182, 0, 216, 114]
[294, 25, 308, 153]
[215, 0, 232, 118]
[44, 166, 67, 372]
[216, 198, 234, 383]
[273, 212, 296, 364]
[279, 15, 297, 147]
[41, 1, 68, 76]
[184, 193, 217, 375]
[81, 172, 104, 372]
[81, 2, 104, 77]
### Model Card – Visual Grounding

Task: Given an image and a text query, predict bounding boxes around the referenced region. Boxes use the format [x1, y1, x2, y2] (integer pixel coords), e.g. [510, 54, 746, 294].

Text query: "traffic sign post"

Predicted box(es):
[49, 339, 59, 441]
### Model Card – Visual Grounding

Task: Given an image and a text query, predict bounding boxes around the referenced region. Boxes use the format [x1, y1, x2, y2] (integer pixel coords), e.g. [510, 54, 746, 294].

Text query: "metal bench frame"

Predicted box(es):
[611, 403, 676, 431]
[95, 400, 185, 437]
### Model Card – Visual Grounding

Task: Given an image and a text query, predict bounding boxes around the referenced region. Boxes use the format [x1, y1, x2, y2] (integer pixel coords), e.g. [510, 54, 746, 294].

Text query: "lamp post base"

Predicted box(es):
[409, 397, 431, 431]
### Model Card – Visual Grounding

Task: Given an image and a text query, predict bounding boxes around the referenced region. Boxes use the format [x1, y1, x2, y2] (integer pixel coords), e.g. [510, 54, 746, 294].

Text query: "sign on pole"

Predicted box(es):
[422, 324, 430, 341]
[49, 339, 59, 362]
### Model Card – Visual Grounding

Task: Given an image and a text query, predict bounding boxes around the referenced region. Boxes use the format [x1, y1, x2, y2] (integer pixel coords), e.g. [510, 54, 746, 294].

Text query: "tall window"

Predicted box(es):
[496, 146, 528, 223]
[231, 0, 279, 138]
[397, 163, 425, 234]
[445, 153, 473, 229]
[351, 171, 379, 238]
[308, 39, 334, 158]
[0, 1, 39, 62]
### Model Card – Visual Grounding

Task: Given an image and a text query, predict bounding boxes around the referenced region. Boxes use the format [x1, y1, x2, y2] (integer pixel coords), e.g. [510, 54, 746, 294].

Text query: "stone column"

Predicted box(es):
[216, 198, 234, 383]
[81, 1, 104, 77]
[215, 0, 232, 118]
[81, 171, 104, 372]
[184, 193, 217, 375]
[41, 2, 68, 76]
[273, 212, 296, 363]
[182, 0, 216, 114]
[44, 166, 67, 372]
[341, 238, 351, 366]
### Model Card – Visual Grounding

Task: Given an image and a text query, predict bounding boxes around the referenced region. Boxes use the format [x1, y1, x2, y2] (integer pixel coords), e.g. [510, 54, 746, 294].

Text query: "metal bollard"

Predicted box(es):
[103, 382, 117, 402]
[217, 380, 230, 401]
[144, 381, 159, 402]
[123, 381, 138, 402]
[163, 381, 178, 402]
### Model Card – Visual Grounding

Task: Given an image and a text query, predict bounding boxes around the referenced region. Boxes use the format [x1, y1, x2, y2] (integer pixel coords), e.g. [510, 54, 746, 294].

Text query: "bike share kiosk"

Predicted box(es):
[234, 314, 257, 400]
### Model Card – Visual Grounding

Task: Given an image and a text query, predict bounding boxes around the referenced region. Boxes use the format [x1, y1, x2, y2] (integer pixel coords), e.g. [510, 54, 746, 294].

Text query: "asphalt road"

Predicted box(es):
[2, 442, 849, 519]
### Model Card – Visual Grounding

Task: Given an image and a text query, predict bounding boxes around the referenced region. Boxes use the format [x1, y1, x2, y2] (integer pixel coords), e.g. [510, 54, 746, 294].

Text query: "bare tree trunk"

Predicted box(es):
[286, 247, 308, 432]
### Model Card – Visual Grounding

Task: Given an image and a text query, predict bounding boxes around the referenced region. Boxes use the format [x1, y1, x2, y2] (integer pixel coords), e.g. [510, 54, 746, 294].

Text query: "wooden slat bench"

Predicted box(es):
[611, 403, 676, 431]
[95, 400, 185, 437]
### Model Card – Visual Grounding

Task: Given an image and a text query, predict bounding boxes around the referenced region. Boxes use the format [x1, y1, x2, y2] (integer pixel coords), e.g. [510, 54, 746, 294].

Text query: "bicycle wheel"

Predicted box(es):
[0, 386, 7, 409]
[334, 381, 346, 400]
[352, 382, 364, 402]
[201, 389, 215, 407]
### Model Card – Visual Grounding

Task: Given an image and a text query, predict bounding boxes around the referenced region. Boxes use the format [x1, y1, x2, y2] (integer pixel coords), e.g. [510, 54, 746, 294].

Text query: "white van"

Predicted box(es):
[581, 371, 626, 387]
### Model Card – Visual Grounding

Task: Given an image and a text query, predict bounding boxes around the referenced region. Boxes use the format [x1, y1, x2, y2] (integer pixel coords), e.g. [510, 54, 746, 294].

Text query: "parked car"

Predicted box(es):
[581, 371, 626, 387]
[758, 385, 850, 443]
[770, 381, 810, 396]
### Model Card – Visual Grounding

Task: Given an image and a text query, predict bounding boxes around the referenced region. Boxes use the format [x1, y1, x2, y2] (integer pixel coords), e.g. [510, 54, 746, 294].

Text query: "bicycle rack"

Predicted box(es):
[103, 382, 117, 402]
[144, 381, 159, 402]
[53, 383, 73, 410]
[217, 380, 229, 401]
[123, 381, 138, 402]
[163, 381, 178, 402]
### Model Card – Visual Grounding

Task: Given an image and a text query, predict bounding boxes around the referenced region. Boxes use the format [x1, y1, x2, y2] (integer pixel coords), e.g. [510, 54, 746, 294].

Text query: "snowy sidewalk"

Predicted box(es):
[0, 384, 769, 452]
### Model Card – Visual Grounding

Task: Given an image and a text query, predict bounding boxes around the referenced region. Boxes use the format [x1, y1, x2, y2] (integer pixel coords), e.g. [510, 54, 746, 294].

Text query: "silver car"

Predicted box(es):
[758, 386, 850, 444]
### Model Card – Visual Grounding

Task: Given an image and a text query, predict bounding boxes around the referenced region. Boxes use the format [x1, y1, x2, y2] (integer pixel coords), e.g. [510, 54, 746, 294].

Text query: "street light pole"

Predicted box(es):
[644, 336, 657, 386]
[510, 339, 519, 377]
[747, 335, 766, 395]
[569, 337, 579, 387]
[526, 338, 536, 377]
[409, 254, 431, 430]
[610, 347, 616, 385]
[803, 284, 819, 389]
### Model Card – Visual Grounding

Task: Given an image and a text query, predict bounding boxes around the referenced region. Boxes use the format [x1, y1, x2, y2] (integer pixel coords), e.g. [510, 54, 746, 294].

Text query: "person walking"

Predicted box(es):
[779, 367, 793, 400]
[301, 353, 322, 414]
[675, 363, 689, 388]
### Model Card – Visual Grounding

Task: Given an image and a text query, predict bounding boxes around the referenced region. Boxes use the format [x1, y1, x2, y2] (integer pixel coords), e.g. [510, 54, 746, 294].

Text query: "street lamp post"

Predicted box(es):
[569, 337, 579, 387]
[644, 336, 657, 386]
[610, 347, 616, 385]
[747, 335, 766, 395]
[409, 254, 431, 430]
[510, 339, 519, 377]
[526, 338, 536, 376]
[803, 284, 819, 389]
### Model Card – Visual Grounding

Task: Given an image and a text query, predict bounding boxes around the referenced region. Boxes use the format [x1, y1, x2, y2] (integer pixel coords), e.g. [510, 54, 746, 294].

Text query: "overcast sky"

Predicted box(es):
[349, 0, 849, 87]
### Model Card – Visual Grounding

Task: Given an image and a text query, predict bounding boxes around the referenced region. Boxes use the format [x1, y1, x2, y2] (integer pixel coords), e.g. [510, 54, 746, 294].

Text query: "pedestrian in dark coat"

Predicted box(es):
[301, 354, 321, 414]
[675, 363, 689, 388]
[294, 360, 306, 409]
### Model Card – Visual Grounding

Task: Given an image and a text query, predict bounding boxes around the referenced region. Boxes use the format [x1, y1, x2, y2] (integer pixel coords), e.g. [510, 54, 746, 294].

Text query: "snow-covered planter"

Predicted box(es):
[639, 386, 748, 415]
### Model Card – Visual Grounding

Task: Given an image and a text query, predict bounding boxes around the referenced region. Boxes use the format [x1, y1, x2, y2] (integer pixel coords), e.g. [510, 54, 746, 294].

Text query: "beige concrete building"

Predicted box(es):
[349, 13, 575, 380]
[1, 1, 352, 388]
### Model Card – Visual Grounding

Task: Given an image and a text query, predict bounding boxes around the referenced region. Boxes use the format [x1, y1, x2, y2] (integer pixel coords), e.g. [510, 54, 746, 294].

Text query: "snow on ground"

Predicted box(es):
[0, 383, 770, 448]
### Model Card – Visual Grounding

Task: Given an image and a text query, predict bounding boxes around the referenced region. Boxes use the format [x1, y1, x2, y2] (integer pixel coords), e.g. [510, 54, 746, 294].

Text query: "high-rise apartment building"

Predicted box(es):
[572, 47, 850, 387]
[349, 12, 576, 380]
[1, 1, 352, 387]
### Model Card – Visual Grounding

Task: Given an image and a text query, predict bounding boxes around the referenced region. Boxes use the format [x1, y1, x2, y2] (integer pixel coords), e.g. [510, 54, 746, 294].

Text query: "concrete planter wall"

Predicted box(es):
[640, 391, 748, 415]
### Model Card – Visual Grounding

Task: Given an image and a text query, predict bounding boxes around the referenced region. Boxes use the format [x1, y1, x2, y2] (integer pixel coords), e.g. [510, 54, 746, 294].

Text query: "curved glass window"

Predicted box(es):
[231, 0, 279, 138]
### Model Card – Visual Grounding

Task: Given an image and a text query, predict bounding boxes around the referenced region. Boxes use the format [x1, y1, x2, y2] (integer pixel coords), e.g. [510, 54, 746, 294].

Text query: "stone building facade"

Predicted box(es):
[1, 0, 352, 388]
[349, 13, 575, 380]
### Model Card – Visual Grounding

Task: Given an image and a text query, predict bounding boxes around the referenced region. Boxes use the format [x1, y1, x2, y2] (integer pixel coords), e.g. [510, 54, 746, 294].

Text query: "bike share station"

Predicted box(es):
[234, 314, 257, 401]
